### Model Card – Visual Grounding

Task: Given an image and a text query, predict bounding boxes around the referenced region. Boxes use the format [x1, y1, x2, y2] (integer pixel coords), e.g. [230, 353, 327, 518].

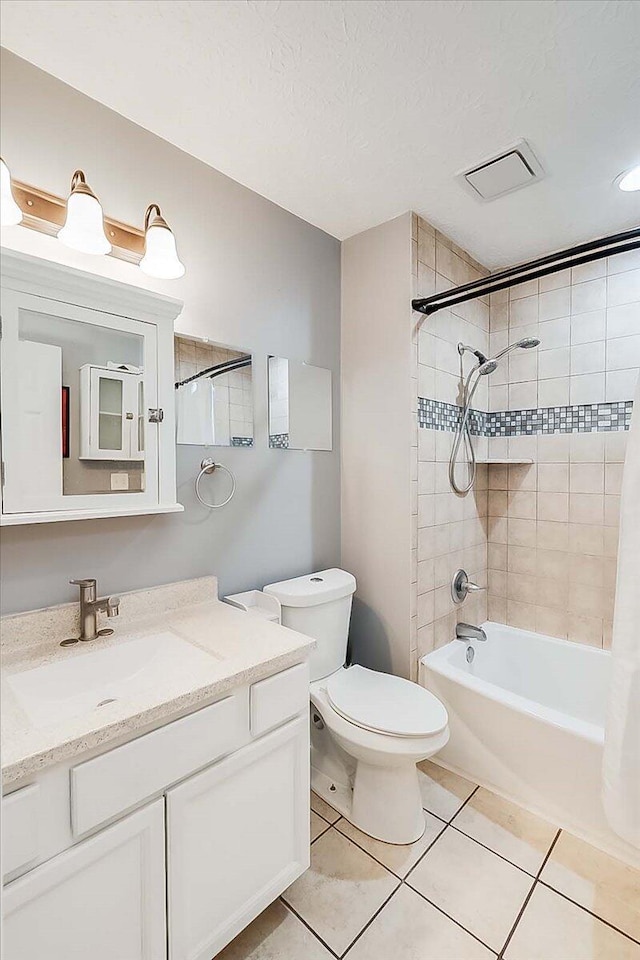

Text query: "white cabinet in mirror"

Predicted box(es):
[0, 250, 184, 524]
[268, 356, 332, 451]
[174, 335, 254, 448]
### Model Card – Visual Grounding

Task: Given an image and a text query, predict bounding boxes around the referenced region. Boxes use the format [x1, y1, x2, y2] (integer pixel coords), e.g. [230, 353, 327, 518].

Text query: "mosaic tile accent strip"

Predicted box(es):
[231, 436, 254, 447]
[418, 398, 633, 437]
[269, 433, 290, 449]
[418, 398, 487, 435]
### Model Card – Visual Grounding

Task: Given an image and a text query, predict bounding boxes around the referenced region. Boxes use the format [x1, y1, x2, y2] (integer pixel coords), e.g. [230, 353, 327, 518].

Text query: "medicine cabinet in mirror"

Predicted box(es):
[174, 335, 253, 447]
[267, 357, 332, 451]
[0, 250, 183, 524]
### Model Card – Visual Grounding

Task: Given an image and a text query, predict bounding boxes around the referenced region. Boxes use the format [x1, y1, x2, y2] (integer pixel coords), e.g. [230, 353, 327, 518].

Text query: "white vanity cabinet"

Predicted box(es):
[168, 716, 309, 960]
[2, 800, 166, 960]
[1, 661, 310, 960]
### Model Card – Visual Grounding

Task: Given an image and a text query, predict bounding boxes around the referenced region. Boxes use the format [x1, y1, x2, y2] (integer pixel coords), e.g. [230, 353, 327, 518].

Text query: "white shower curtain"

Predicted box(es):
[602, 372, 640, 849]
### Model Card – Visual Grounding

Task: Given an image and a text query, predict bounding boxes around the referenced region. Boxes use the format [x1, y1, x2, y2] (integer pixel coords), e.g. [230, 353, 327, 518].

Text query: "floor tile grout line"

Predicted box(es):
[339, 879, 403, 959]
[333, 816, 447, 881]
[311, 795, 341, 827]
[310, 819, 333, 844]
[279, 896, 342, 960]
[447, 820, 544, 877]
[535, 878, 640, 946]
[403, 881, 499, 956]
[445, 784, 480, 824]
[403, 786, 480, 884]
[496, 828, 561, 959]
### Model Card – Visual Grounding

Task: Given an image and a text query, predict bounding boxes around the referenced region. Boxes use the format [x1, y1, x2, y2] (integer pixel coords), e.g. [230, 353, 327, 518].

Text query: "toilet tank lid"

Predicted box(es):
[264, 569, 356, 607]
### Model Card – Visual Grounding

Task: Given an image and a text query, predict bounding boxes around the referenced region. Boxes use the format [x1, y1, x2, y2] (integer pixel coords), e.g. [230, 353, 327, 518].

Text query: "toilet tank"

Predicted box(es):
[264, 569, 356, 681]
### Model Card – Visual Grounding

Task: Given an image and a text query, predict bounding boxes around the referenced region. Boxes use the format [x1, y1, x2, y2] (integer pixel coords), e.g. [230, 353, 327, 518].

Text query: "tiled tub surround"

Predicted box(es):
[485, 250, 640, 649]
[1, 577, 314, 784]
[411, 216, 491, 675]
[218, 764, 640, 960]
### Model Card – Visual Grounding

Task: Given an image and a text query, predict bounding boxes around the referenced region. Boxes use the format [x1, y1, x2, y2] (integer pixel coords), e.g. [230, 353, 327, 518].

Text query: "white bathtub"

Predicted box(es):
[421, 622, 640, 868]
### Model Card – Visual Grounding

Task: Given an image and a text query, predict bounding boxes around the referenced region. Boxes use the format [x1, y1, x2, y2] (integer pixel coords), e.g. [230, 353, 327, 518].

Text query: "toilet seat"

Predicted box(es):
[326, 665, 448, 738]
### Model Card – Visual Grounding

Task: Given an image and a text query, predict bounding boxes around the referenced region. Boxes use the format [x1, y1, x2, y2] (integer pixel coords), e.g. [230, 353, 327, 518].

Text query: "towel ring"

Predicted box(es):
[195, 458, 236, 508]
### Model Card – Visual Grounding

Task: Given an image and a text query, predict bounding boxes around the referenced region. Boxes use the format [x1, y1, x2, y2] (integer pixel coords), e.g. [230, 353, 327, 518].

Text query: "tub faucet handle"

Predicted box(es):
[452, 569, 486, 604]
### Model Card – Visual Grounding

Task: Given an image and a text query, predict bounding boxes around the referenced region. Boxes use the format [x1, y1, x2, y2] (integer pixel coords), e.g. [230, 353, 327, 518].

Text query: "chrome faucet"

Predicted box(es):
[69, 578, 120, 642]
[456, 622, 487, 642]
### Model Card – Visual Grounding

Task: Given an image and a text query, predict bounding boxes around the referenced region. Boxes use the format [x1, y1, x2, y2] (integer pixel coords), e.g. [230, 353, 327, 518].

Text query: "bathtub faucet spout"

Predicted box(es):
[456, 622, 487, 642]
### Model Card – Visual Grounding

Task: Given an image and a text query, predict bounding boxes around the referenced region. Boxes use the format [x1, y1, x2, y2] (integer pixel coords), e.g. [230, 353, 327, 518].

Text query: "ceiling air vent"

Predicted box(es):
[458, 140, 544, 201]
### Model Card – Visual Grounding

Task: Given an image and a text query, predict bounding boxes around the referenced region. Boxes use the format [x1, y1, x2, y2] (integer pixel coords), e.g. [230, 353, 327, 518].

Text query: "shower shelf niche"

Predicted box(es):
[476, 458, 534, 465]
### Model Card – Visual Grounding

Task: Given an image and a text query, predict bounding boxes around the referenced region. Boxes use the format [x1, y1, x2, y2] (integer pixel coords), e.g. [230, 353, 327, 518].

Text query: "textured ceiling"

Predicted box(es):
[1, 0, 639, 266]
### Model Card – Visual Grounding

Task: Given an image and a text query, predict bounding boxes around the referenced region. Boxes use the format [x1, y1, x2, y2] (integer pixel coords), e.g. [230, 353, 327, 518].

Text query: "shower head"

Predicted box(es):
[478, 360, 498, 376]
[458, 337, 541, 379]
[491, 337, 541, 363]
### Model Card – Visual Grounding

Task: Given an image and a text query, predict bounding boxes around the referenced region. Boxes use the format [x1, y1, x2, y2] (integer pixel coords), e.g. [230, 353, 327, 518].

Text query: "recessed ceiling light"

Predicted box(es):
[617, 164, 640, 192]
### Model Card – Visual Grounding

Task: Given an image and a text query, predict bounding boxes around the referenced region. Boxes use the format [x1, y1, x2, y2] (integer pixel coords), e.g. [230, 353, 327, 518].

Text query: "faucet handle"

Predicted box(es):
[451, 569, 485, 604]
[70, 578, 96, 588]
[106, 597, 120, 618]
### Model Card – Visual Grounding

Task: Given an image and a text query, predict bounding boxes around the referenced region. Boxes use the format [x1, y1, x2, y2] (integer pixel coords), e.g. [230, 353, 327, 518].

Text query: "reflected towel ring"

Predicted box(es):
[195, 458, 236, 508]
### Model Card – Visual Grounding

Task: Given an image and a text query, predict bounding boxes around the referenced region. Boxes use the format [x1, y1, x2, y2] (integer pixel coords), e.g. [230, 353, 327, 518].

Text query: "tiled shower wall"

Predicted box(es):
[411, 215, 490, 678]
[486, 253, 640, 647]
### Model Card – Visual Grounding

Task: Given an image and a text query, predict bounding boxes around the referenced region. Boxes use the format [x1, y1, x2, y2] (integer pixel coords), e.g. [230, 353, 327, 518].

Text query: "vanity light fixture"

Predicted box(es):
[2, 162, 184, 277]
[0, 157, 23, 226]
[57, 170, 112, 255]
[139, 204, 185, 279]
[617, 164, 640, 192]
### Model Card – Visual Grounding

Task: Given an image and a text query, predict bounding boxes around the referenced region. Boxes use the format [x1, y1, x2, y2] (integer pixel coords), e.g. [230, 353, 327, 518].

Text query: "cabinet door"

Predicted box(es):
[2, 799, 166, 960]
[85, 367, 143, 460]
[167, 716, 309, 960]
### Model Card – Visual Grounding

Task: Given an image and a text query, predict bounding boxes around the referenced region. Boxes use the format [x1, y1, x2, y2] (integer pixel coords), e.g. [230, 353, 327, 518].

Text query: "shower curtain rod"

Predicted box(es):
[175, 355, 252, 389]
[412, 225, 640, 316]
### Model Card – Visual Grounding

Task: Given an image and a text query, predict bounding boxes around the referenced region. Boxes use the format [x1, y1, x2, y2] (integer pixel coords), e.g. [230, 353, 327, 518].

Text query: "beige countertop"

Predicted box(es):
[1, 577, 314, 787]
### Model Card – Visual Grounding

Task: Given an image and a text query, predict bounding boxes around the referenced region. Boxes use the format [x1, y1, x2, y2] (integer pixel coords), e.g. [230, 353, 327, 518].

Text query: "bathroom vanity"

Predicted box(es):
[1, 577, 313, 960]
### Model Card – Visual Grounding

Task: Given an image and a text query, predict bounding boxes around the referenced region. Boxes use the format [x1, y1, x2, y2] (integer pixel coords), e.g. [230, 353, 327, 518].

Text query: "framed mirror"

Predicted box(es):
[174, 335, 254, 447]
[1, 250, 182, 524]
[268, 357, 332, 451]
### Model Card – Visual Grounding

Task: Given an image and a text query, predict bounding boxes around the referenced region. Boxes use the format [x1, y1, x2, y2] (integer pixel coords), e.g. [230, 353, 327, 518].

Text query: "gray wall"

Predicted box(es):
[0, 51, 341, 614]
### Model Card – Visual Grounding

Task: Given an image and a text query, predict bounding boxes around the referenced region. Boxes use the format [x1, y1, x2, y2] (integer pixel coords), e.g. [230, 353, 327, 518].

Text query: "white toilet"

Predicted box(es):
[264, 568, 449, 845]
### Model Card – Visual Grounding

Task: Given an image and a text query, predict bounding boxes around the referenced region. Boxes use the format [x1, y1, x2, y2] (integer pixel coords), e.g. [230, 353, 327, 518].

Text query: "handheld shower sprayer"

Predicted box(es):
[449, 336, 541, 495]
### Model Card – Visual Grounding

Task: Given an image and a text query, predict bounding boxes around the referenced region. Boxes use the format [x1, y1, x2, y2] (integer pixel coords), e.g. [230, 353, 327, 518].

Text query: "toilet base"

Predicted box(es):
[352, 760, 426, 844]
[311, 760, 427, 845]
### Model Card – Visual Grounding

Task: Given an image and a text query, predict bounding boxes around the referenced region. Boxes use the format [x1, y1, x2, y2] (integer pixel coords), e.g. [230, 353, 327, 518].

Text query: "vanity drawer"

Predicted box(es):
[250, 662, 309, 737]
[2, 784, 40, 879]
[71, 693, 247, 836]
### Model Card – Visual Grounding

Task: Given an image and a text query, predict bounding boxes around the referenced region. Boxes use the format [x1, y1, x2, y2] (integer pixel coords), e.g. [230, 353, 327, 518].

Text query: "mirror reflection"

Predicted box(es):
[13, 309, 145, 498]
[268, 356, 332, 451]
[174, 335, 254, 447]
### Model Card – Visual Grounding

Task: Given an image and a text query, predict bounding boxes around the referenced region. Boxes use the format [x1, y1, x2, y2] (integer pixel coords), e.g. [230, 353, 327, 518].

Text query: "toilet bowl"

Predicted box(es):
[263, 569, 450, 846]
[310, 666, 449, 844]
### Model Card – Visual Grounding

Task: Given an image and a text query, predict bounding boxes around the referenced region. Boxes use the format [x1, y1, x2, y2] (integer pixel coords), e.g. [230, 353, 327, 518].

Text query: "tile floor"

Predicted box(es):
[217, 761, 640, 960]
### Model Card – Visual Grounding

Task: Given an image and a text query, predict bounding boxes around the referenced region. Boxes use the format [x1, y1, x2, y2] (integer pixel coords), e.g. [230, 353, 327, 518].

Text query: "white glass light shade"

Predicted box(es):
[618, 165, 640, 192]
[1, 158, 23, 226]
[140, 222, 185, 279]
[58, 187, 111, 255]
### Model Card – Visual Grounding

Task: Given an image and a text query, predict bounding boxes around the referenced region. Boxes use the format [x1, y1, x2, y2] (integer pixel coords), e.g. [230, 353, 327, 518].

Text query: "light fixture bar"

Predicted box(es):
[9, 179, 145, 263]
[412, 225, 640, 316]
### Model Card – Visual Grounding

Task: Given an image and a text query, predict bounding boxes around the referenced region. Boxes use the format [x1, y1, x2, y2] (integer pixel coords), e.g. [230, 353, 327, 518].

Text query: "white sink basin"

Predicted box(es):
[7, 632, 215, 728]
